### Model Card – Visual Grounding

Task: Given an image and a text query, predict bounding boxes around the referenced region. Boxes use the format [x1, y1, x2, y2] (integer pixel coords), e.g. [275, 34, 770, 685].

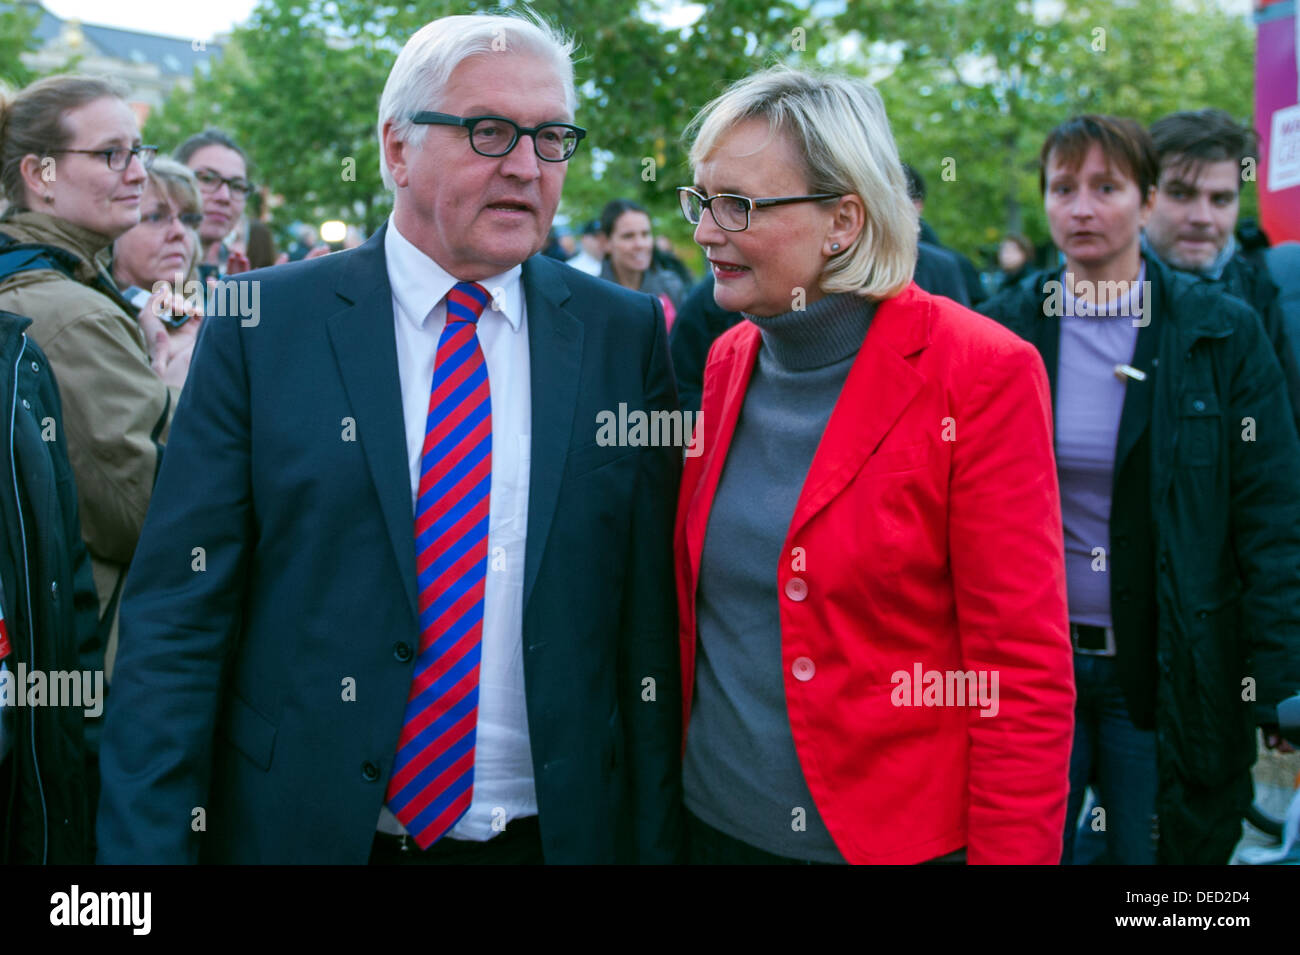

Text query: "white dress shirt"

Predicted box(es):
[378, 216, 537, 840]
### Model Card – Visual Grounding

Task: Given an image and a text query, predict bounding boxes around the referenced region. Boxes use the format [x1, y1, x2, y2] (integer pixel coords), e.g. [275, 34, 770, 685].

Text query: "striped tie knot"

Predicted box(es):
[446, 281, 491, 325]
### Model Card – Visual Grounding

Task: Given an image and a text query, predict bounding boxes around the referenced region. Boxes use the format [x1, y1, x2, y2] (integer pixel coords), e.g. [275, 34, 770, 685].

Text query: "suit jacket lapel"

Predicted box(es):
[324, 224, 420, 619]
[521, 255, 583, 613]
[788, 285, 930, 536]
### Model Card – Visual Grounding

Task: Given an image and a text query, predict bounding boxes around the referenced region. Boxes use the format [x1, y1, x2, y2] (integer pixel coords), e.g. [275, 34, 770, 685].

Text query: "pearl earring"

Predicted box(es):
[830, 242, 840, 251]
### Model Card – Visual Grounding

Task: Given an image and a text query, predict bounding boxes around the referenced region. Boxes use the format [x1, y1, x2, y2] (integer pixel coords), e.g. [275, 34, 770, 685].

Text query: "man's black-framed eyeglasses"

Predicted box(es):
[193, 168, 254, 199]
[50, 144, 158, 172]
[412, 111, 586, 162]
[677, 186, 842, 233]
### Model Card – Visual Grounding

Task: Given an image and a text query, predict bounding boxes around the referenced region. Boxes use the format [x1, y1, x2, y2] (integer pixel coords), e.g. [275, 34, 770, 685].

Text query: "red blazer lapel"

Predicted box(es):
[789, 284, 933, 537]
[685, 322, 761, 588]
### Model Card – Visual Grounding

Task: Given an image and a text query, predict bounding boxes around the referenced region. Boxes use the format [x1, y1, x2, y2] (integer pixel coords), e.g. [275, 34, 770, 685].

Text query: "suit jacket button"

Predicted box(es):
[361, 761, 380, 782]
[785, 577, 808, 601]
[792, 656, 815, 681]
[393, 642, 413, 662]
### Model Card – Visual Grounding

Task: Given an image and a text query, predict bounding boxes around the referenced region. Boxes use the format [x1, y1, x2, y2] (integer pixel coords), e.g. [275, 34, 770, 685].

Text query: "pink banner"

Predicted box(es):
[1257, 1, 1300, 242]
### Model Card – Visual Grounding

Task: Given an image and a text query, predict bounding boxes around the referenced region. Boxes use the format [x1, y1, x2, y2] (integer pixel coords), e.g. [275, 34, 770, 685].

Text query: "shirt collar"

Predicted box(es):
[384, 214, 524, 331]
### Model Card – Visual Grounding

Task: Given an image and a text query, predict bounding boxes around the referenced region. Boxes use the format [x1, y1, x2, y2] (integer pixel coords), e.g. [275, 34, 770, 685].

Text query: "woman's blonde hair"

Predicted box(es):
[149, 157, 203, 280]
[686, 66, 917, 300]
[145, 156, 202, 220]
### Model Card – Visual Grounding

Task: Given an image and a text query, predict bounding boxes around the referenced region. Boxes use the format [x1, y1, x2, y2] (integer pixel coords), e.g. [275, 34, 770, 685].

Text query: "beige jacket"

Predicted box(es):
[0, 210, 179, 676]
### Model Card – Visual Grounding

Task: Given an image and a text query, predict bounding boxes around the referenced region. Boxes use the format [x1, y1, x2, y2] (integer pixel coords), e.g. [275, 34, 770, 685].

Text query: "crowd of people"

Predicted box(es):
[0, 8, 1296, 867]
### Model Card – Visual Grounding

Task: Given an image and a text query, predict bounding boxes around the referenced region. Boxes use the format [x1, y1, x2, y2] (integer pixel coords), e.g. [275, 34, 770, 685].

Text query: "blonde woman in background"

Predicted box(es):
[111, 156, 204, 297]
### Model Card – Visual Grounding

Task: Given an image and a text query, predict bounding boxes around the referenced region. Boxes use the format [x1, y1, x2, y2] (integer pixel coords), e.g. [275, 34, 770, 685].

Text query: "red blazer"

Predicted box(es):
[675, 283, 1075, 864]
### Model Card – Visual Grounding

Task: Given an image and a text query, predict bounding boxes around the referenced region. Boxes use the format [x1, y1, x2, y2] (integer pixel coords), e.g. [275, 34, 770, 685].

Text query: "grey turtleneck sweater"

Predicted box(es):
[683, 291, 874, 863]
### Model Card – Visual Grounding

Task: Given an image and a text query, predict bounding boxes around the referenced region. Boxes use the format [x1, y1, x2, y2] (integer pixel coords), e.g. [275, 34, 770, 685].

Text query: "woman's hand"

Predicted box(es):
[139, 288, 204, 390]
[225, 249, 251, 275]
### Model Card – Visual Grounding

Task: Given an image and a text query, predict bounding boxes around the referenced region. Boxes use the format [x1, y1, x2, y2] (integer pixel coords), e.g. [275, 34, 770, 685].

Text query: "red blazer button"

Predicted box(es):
[792, 656, 815, 681]
[785, 577, 808, 601]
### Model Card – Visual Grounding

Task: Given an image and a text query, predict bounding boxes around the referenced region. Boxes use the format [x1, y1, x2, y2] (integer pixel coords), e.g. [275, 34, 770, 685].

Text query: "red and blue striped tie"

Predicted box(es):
[386, 280, 492, 848]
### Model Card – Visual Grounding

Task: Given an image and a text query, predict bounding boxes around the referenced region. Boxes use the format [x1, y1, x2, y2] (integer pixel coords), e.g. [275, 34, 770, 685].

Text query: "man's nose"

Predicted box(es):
[500, 135, 542, 181]
[1187, 195, 1213, 224]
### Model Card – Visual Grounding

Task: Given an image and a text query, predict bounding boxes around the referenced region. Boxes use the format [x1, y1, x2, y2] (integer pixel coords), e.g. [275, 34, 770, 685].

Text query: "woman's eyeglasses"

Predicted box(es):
[193, 168, 254, 199]
[676, 186, 842, 233]
[140, 209, 204, 229]
[50, 145, 158, 172]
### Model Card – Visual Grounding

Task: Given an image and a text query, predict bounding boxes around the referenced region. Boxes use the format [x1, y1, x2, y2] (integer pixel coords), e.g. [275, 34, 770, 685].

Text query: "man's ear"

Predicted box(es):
[826, 193, 865, 257]
[382, 121, 410, 189]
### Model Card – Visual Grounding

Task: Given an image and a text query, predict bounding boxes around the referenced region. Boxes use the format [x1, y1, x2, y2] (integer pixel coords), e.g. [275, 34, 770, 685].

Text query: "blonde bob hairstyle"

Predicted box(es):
[686, 66, 917, 301]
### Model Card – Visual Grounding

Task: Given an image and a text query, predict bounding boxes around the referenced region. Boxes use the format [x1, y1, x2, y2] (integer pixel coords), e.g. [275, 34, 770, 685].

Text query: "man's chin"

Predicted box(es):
[1167, 250, 1214, 271]
[455, 240, 544, 278]
[1157, 238, 1222, 271]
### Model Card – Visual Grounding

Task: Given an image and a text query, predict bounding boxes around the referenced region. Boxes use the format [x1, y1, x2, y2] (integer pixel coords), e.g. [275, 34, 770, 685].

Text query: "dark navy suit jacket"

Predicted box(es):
[96, 226, 684, 863]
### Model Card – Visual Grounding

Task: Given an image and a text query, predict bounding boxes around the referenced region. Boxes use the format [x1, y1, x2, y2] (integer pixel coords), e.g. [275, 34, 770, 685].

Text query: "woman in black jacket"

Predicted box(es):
[0, 310, 102, 864]
[981, 115, 1300, 865]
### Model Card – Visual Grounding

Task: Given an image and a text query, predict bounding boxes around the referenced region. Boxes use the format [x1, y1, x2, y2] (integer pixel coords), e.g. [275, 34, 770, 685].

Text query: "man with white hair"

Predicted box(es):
[97, 11, 683, 865]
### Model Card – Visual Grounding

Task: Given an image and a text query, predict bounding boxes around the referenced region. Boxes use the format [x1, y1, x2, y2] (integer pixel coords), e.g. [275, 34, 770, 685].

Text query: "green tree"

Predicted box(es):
[143, 0, 1256, 270]
[0, 1, 42, 88]
[839, 0, 1255, 264]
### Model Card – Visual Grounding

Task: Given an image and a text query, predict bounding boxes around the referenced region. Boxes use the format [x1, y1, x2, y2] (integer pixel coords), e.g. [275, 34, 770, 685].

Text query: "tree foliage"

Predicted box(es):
[142, 0, 1256, 267]
[0, 2, 42, 88]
